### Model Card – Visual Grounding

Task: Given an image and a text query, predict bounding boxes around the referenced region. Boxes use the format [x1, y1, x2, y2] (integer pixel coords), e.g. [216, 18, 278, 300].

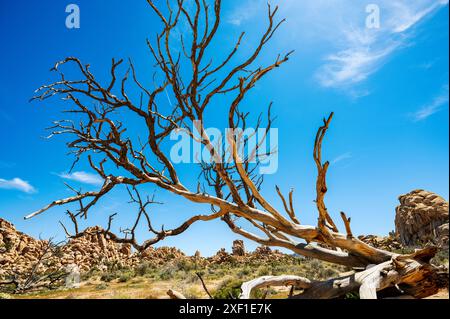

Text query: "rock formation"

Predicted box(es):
[395, 190, 449, 247]
[0, 218, 52, 278]
[1, 217, 300, 283]
[358, 234, 403, 251]
[232, 240, 245, 256]
[59, 226, 136, 271]
[208, 244, 292, 264]
[0, 218, 189, 279]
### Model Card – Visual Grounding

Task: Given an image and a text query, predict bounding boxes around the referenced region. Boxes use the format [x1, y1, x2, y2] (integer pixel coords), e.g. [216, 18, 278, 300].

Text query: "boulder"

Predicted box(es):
[395, 190, 449, 247]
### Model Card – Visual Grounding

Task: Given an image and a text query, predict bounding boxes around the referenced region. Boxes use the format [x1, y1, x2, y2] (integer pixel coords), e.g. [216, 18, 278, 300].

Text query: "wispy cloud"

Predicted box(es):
[417, 59, 437, 70]
[317, 39, 398, 89]
[225, 0, 261, 26]
[0, 177, 36, 194]
[316, 0, 448, 90]
[58, 171, 104, 186]
[411, 85, 449, 121]
[225, 0, 448, 93]
[332, 152, 353, 164]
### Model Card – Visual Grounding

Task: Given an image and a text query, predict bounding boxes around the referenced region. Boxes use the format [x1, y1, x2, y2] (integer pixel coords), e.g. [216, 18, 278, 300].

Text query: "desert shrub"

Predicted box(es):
[206, 266, 228, 280]
[237, 267, 252, 279]
[251, 287, 277, 299]
[308, 259, 322, 269]
[104, 261, 130, 272]
[271, 265, 289, 276]
[135, 262, 155, 276]
[118, 271, 134, 283]
[158, 264, 178, 280]
[315, 266, 339, 280]
[431, 249, 449, 266]
[175, 259, 196, 272]
[257, 265, 271, 276]
[81, 267, 101, 281]
[95, 283, 109, 290]
[184, 272, 200, 284]
[182, 286, 203, 299]
[0, 279, 16, 294]
[100, 272, 118, 282]
[159, 270, 174, 281]
[213, 279, 243, 299]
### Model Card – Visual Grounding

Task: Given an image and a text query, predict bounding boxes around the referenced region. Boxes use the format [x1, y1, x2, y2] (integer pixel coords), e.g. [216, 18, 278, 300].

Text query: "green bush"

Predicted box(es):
[135, 262, 155, 276]
[100, 272, 118, 282]
[256, 266, 271, 276]
[95, 283, 109, 290]
[237, 267, 252, 278]
[213, 279, 243, 299]
[175, 259, 196, 272]
[158, 264, 178, 280]
[118, 271, 134, 283]
[432, 249, 449, 266]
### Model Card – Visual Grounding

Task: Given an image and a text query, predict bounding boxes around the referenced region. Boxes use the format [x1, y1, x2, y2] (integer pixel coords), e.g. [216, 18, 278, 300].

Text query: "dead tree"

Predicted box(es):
[0, 239, 67, 294]
[27, 0, 444, 299]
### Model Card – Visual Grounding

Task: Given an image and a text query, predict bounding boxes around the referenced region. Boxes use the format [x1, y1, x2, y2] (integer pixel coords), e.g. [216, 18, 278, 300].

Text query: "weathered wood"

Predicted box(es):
[240, 275, 312, 299]
[238, 247, 442, 299]
[167, 289, 186, 299]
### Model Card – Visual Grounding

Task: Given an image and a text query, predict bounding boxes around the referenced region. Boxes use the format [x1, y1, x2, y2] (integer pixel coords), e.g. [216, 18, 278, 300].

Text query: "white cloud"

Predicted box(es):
[317, 40, 398, 88]
[417, 59, 437, 70]
[411, 85, 449, 121]
[58, 171, 104, 186]
[315, 0, 448, 90]
[225, 0, 448, 92]
[332, 152, 353, 164]
[0, 177, 36, 194]
[391, 0, 449, 33]
[226, 0, 260, 26]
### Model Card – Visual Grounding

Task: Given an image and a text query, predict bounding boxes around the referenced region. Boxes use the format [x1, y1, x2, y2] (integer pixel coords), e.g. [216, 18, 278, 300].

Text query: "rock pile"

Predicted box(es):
[0, 221, 137, 277]
[0, 218, 52, 278]
[208, 243, 292, 264]
[58, 226, 136, 272]
[1, 217, 298, 281]
[358, 235, 403, 251]
[0, 219, 192, 278]
[140, 246, 187, 266]
[248, 246, 289, 262]
[208, 248, 234, 264]
[395, 190, 448, 247]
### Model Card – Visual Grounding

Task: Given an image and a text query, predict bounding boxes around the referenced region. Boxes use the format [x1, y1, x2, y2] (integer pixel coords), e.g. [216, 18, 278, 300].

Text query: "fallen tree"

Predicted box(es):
[27, 0, 446, 299]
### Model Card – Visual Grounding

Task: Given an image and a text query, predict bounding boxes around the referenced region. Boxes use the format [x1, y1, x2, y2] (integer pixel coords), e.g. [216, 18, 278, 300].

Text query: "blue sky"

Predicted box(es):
[0, 0, 448, 256]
